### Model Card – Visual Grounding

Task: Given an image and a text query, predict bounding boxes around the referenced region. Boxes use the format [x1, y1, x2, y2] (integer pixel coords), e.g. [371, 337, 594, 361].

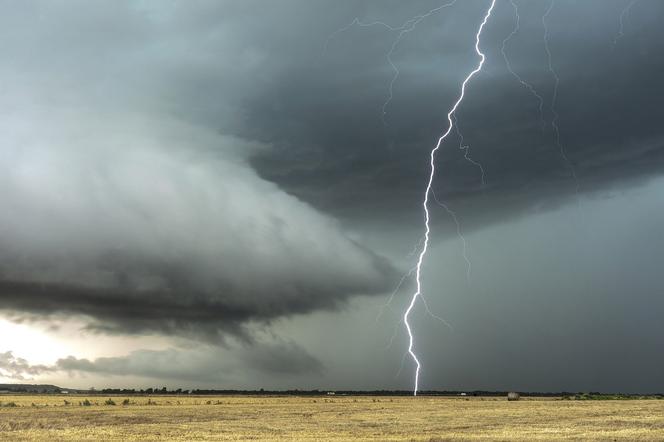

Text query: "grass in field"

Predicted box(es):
[2, 394, 664, 440]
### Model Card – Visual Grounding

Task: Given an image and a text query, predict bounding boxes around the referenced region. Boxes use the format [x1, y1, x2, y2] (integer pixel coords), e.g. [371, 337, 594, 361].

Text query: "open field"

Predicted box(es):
[2, 395, 664, 440]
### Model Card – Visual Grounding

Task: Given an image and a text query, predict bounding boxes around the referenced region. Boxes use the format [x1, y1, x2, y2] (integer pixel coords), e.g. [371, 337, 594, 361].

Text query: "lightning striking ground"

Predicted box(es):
[328, 0, 640, 397]
[404, 0, 496, 396]
[327, 3, 472, 358]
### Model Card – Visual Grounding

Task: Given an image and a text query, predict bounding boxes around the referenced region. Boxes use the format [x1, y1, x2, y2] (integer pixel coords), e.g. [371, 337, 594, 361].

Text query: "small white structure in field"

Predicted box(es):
[507, 392, 520, 401]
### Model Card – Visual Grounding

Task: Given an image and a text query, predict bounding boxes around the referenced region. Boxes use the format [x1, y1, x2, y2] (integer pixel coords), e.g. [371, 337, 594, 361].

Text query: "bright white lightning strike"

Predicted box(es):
[327, 3, 473, 345]
[404, 0, 496, 396]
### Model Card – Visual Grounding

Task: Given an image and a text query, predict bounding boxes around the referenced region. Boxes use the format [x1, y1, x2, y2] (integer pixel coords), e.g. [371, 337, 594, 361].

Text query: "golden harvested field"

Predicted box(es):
[1, 395, 664, 441]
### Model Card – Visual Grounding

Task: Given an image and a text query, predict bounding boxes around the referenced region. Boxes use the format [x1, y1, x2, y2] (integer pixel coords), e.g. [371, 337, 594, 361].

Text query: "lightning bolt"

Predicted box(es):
[501, 0, 546, 130]
[542, 0, 579, 193]
[380, 1, 458, 124]
[328, 4, 470, 369]
[330, 0, 635, 397]
[452, 113, 486, 185]
[501, 0, 579, 198]
[614, 0, 640, 46]
[325, 2, 458, 125]
[431, 188, 471, 283]
[379, 263, 453, 348]
[404, 0, 496, 396]
[375, 267, 416, 323]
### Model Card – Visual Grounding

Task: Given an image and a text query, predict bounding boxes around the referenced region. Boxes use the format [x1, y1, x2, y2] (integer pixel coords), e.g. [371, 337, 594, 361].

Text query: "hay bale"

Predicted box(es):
[507, 392, 520, 401]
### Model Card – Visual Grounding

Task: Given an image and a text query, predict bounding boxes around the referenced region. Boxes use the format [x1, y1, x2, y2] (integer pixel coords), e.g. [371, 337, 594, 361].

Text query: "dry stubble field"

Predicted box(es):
[1, 394, 664, 440]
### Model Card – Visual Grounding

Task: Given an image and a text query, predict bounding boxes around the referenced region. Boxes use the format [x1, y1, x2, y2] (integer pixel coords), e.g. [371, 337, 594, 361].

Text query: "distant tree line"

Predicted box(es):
[66, 389, 664, 398]
[3, 384, 664, 398]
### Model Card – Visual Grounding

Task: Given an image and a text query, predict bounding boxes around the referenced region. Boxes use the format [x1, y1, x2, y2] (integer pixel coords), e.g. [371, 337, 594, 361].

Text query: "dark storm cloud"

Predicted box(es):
[3, 0, 660, 228]
[0, 110, 396, 338]
[55, 341, 322, 381]
[0, 0, 662, 343]
[404, 181, 664, 394]
[0, 1, 399, 338]
[241, 0, 664, 228]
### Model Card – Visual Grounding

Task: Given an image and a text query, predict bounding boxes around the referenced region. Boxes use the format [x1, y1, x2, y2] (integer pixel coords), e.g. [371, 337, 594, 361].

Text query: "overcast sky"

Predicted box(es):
[1, 0, 663, 393]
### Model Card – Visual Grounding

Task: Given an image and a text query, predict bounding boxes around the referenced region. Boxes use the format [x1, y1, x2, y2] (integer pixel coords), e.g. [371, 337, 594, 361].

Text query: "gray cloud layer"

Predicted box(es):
[246, 0, 664, 228]
[0, 351, 49, 381]
[0, 1, 402, 338]
[3, 0, 659, 228]
[1, 338, 322, 383]
[0, 108, 395, 338]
